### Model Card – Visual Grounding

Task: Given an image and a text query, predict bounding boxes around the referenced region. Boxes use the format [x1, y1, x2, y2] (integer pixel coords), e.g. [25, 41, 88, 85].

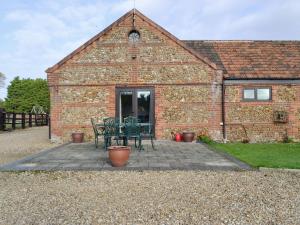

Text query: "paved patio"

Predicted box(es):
[0, 141, 251, 171]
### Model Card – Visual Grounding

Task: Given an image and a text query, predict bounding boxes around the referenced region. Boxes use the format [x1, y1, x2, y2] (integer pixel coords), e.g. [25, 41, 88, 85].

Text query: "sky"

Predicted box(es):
[0, 0, 300, 99]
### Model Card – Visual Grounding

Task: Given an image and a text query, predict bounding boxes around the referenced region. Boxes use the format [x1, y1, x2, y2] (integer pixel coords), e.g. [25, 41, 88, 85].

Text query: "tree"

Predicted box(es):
[0, 72, 6, 109]
[0, 99, 5, 109]
[0, 72, 5, 88]
[5, 77, 49, 113]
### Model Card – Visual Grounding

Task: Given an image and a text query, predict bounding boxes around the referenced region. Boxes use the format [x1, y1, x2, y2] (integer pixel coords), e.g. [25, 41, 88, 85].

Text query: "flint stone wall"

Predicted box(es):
[60, 87, 110, 104]
[225, 84, 300, 142]
[157, 85, 222, 140]
[138, 65, 210, 83]
[48, 12, 300, 143]
[48, 13, 221, 142]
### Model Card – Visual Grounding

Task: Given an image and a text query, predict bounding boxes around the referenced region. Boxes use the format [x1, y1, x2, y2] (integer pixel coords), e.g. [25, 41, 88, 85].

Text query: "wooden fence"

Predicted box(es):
[0, 109, 48, 131]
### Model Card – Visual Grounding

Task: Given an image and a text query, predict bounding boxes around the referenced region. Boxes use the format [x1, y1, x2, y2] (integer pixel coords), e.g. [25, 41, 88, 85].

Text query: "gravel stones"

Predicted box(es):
[0, 128, 299, 224]
[0, 127, 58, 165]
[0, 171, 299, 225]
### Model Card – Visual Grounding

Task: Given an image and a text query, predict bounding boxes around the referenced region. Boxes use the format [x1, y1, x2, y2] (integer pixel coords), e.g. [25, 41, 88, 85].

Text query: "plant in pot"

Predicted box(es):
[108, 146, 131, 167]
[71, 128, 84, 143]
[182, 131, 195, 142]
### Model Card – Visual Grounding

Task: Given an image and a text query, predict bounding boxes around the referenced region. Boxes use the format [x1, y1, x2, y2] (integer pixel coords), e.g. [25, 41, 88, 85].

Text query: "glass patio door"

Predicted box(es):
[116, 88, 154, 125]
[119, 90, 134, 120]
[137, 90, 151, 123]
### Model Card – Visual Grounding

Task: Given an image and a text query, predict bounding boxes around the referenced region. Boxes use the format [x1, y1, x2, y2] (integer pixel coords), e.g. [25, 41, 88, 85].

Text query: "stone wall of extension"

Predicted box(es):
[224, 84, 300, 142]
[48, 14, 222, 143]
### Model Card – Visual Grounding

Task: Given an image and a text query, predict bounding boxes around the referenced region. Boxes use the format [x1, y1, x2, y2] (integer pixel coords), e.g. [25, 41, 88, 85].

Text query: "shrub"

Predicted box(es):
[282, 136, 294, 143]
[5, 77, 49, 113]
[242, 139, 250, 144]
[197, 135, 214, 144]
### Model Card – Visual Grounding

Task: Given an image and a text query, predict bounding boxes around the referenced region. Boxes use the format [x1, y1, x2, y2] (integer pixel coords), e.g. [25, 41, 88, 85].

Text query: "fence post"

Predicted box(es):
[35, 114, 37, 126]
[12, 113, 16, 129]
[0, 109, 5, 131]
[21, 113, 26, 129]
[39, 114, 42, 126]
[29, 113, 32, 127]
[3, 111, 6, 130]
[45, 114, 47, 125]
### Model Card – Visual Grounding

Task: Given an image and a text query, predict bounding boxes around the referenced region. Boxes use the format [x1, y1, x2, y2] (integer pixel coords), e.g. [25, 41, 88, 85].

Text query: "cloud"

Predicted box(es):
[224, 0, 300, 39]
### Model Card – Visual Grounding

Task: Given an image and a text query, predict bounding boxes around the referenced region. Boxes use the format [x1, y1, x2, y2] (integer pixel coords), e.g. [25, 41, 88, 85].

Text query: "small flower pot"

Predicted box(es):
[182, 131, 195, 142]
[171, 132, 182, 142]
[71, 132, 84, 143]
[175, 133, 182, 142]
[108, 146, 131, 167]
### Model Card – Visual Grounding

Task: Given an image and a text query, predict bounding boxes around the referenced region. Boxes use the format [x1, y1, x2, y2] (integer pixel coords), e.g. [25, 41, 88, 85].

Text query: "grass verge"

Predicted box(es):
[209, 142, 300, 169]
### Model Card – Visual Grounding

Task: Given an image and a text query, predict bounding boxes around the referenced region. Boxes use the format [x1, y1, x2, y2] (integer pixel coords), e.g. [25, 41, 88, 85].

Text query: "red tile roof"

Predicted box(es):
[184, 40, 300, 79]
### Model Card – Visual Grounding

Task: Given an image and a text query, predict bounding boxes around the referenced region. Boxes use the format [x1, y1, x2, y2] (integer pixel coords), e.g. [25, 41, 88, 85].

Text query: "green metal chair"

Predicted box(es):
[91, 118, 105, 148]
[124, 116, 143, 151]
[140, 122, 156, 150]
[103, 117, 122, 151]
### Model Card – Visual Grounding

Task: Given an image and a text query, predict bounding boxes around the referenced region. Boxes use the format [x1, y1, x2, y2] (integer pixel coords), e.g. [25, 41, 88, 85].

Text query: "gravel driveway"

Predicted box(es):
[0, 171, 299, 225]
[0, 127, 58, 165]
[0, 127, 299, 224]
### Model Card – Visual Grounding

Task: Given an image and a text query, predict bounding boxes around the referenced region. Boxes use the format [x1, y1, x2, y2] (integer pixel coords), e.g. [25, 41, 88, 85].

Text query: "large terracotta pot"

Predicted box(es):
[72, 132, 84, 143]
[108, 146, 131, 167]
[182, 131, 195, 142]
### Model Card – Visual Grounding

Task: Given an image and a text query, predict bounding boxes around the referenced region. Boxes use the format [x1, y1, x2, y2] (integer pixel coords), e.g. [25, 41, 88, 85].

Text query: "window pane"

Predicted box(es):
[257, 88, 270, 100]
[137, 91, 151, 123]
[244, 89, 255, 99]
[120, 91, 133, 122]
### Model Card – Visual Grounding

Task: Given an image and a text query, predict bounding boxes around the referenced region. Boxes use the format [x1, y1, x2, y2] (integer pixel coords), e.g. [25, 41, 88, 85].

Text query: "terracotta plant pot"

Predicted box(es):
[72, 132, 84, 143]
[182, 131, 195, 142]
[108, 146, 131, 167]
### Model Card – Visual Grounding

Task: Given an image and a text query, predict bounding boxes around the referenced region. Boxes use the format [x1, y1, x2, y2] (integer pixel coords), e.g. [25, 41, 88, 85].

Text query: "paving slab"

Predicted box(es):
[0, 140, 251, 171]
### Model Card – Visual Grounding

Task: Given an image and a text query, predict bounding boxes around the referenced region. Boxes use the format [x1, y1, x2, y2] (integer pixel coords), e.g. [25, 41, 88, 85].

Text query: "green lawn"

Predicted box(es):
[210, 143, 300, 169]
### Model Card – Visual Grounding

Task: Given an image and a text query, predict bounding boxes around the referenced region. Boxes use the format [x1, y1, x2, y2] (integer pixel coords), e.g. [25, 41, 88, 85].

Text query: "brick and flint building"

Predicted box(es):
[46, 9, 300, 143]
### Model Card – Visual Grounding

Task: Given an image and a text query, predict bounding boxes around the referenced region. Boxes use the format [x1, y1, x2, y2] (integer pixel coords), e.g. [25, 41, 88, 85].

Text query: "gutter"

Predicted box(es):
[225, 77, 300, 80]
[224, 78, 300, 85]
